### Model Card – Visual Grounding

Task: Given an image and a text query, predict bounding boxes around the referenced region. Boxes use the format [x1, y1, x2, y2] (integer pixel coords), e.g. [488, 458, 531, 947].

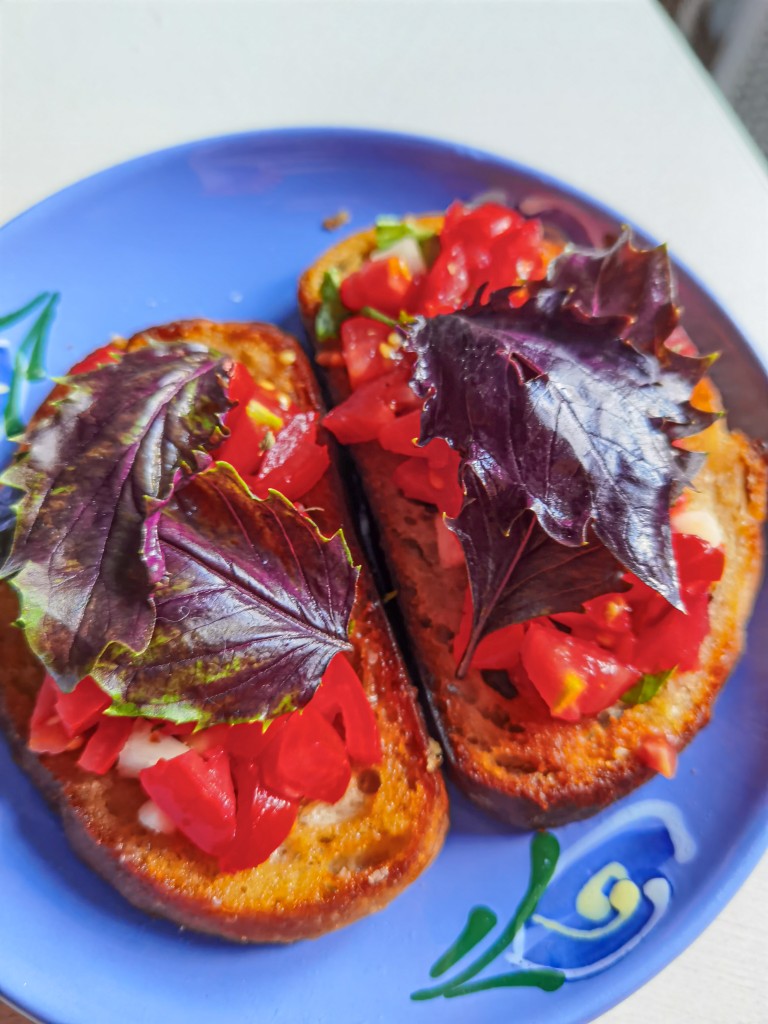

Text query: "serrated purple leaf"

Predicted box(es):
[547, 228, 679, 355]
[94, 466, 358, 726]
[408, 285, 713, 670]
[1, 342, 232, 688]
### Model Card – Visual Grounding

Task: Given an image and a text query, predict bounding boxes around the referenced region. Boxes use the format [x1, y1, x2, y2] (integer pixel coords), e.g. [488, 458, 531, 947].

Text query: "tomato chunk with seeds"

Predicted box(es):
[521, 622, 637, 721]
[252, 411, 330, 501]
[139, 748, 236, 856]
[341, 317, 396, 387]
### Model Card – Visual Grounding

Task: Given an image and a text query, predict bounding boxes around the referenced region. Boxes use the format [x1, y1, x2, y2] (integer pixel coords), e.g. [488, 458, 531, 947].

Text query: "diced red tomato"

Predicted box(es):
[632, 591, 711, 675]
[251, 411, 330, 501]
[378, 410, 427, 458]
[675, 532, 725, 596]
[310, 655, 382, 766]
[139, 748, 236, 857]
[68, 343, 122, 375]
[521, 622, 638, 721]
[664, 326, 698, 357]
[77, 716, 134, 775]
[551, 595, 637, 664]
[223, 720, 272, 760]
[28, 676, 77, 754]
[474, 623, 527, 672]
[216, 364, 287, 478]
[259, 707, 351, 804]
[340, 257, 415, 318]
[435, 515, 465, 570]
[393, 447, 463, 518]
[324, 368, 419, 444]
[341, 317, 396, 388]
[637, 736, 678, 779]
[55, 676, 112, 737]
[159, 720, 197, 738]
[228, 361, 257, 408]
[218, 761, 298, 873]
[419, 244, 470, 316]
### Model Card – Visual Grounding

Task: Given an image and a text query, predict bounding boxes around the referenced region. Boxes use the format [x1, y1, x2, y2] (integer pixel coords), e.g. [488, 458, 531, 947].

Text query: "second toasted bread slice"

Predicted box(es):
[299, 221, 767, 828]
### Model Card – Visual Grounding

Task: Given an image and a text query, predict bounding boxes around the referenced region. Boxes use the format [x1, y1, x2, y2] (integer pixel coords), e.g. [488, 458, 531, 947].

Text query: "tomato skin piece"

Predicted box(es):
[77, 716, 134, 775]
[434, 515, 465, 570]
[139, 748, 236, 857]
[68, 343, 122, 376]
[637, 736, 678, 778]
[216, 365, 285, 478]
[260, 707, 351, 804]
[340, 257, 414, 317]
[55, 676, 112, 737]
[28, 677, 77, 754]
[521, 622, 637, 721]
[310, 655, 382, 766]
[378, 409, 427, 458]
[393, 447, 463, 518]
[218, 761, 298, 873]
[341, 317, 394, 388]
[252, 411, 330, 501]
[324, 368, 418, 444]
[675, 532, 724, 596]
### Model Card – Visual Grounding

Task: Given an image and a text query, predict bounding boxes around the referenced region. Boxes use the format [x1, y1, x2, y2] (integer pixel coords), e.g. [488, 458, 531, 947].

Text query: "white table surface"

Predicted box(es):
[0, 1, 766, 1022]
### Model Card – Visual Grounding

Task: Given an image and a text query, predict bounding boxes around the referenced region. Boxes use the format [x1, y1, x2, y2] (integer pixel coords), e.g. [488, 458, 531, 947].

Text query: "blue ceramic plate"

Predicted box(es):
[0, 128, 766, 1024]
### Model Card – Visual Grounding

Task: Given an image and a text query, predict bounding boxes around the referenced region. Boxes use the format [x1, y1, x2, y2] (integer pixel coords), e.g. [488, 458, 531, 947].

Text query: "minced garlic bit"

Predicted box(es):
[278, 350, 297, 366]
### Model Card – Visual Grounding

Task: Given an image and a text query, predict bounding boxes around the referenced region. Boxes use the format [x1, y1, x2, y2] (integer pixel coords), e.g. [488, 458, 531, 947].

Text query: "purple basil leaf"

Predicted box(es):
[94, 465, 358, 726]
[547, 227, 679, 355]
[451, 480, 627, 674]
[408, 287, 713, 670]
[1, 342, 232, 689]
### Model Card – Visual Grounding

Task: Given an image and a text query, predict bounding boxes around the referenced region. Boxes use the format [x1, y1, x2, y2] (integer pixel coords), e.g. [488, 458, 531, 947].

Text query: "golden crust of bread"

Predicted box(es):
[299, 221, 768, 828]
[0, 320, 448, 942]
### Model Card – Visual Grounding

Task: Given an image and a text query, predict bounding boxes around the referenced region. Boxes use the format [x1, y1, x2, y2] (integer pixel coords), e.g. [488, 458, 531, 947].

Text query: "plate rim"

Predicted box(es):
[0, 123, 766, 1024]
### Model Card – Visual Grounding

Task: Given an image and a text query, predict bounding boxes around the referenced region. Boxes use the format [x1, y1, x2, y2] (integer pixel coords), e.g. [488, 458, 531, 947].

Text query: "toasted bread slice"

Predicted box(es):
[0, 320, 448, 942]
[299, 222, 767, 828]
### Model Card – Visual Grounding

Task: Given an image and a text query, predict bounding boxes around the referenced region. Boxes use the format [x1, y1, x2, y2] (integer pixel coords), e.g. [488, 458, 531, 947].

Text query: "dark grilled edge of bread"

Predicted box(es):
[298, 224, 768, 828]
[0, 320, 448, 942]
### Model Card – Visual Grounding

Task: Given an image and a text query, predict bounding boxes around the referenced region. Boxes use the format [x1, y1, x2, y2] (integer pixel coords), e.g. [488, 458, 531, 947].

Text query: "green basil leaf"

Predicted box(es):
[621, 667, 675, 705]
[375, 215, 436, 252]
[315, 268, 351, 342]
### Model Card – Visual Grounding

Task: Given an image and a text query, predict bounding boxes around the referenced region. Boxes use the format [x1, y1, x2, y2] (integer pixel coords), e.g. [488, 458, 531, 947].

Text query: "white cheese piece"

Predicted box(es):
[117, 722, 189, 778]
[671, 507, 724, 549]
[137, 799, 176, 835]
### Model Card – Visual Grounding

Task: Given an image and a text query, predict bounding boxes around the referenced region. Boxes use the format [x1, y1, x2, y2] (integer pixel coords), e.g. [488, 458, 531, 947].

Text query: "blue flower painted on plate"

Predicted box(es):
[412, 799, 695, 1001]
[507, 799, 696, 980]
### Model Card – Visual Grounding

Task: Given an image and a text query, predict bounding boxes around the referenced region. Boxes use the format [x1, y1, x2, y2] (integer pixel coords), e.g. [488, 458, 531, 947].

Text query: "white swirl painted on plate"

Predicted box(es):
[506, 799, 696, 979]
